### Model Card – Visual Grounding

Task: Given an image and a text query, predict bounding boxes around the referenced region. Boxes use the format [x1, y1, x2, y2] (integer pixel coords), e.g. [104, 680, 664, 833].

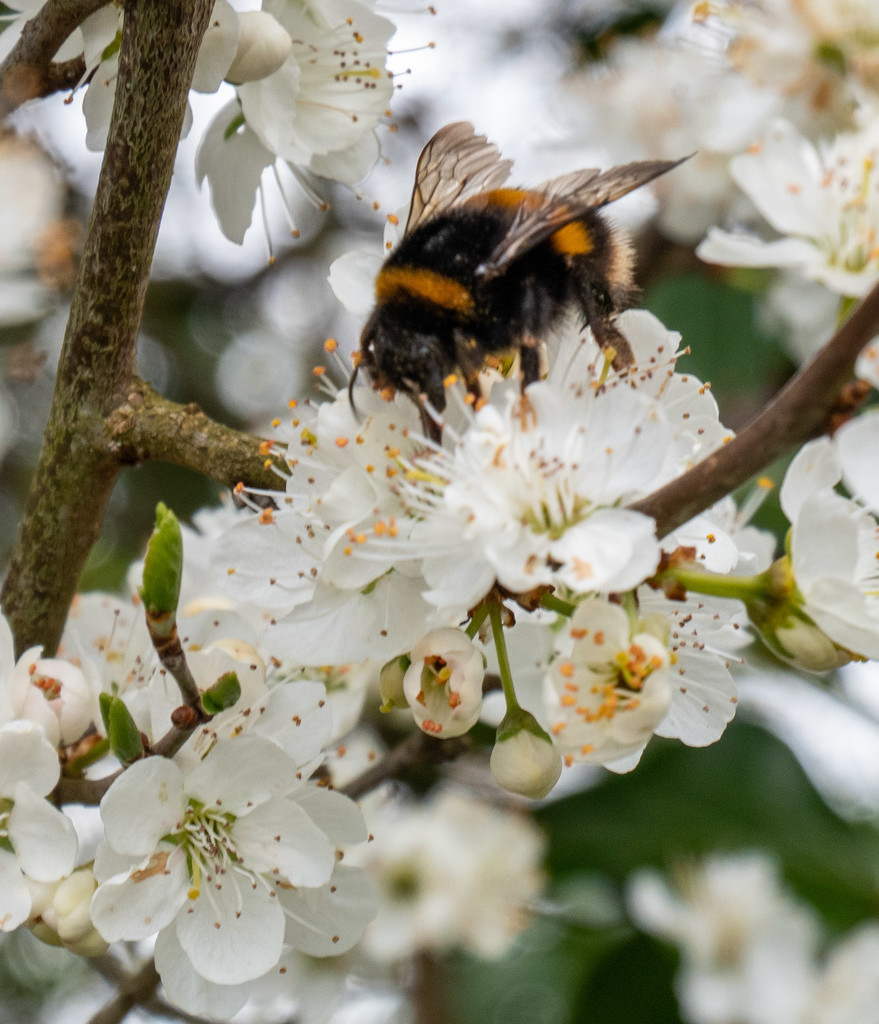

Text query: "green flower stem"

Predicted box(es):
[465, 603, 490, 639]
[489, 602, 522, 715]
[540, 592, 577, 617]
[654, 566, 769, 603]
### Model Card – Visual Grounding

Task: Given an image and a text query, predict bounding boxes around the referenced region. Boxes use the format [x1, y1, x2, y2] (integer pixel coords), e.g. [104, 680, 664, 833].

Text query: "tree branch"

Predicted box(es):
[340, 730, 469, 800]
[86, 958, 161, 1024]
[0, 0, 105, 116]
[630, 276, 879, 537]
[104, 380, 285, 491]
[0, 0, 215, 658]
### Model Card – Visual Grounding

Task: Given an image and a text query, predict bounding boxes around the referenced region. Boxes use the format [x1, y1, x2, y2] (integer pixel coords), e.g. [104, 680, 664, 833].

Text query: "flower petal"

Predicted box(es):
[175, 872, 285, 984]
[9, 783, 77, 881]
[279, 863, 377, 955]
[90, 844, 189, 942]
[100, 757, 186, 856]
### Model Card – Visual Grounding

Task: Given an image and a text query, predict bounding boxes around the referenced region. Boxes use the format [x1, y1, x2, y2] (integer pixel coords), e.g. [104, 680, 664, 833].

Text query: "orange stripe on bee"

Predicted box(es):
[483, 187, 539, 209]
[376, 266, 475, 313]
[550, 220, 593, 255]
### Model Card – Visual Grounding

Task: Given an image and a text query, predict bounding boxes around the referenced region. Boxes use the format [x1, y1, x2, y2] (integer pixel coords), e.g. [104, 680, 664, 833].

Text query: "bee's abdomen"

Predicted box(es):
[375, 265, 476, 315]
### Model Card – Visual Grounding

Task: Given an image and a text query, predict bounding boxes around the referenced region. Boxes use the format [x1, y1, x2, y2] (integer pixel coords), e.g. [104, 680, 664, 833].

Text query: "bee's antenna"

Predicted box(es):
[348, 360, 362, 421]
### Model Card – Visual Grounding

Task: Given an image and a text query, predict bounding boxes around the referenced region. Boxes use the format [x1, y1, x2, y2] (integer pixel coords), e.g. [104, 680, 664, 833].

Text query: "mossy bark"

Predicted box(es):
[1, 0, 215, 656]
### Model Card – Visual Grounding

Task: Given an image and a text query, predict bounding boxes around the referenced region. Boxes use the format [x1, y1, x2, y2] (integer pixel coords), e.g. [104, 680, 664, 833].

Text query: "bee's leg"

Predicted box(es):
[519, 333, 541, 389]
[453, 329, 489, 410]
[418, 405, 443, 444]
[577, 280, 634, 370]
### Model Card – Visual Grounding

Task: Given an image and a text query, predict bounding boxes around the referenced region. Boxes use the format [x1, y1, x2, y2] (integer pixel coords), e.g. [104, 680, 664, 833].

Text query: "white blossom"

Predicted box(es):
[544, 590, 743, 772]
[91, 682, 373, 996]
[556, 36, 779, 242]
[699, 0, 879, 116]
[773, 437, 879, 665]
[237, 0, 394, 179]
[402, 628, 485, 739]
[628, 852, 820, 1024]
[350, 788, 546, 960]
[698, 118, 879, 297]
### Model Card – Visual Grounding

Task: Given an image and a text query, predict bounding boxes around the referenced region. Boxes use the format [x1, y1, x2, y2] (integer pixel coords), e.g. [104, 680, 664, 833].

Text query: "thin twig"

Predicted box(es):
[630, 276, 879, 537]
[104, 380, 285, 491]
[0, 0, 105, 116]
[341, 730, 469, 800]
[85, 958, 161, 1024]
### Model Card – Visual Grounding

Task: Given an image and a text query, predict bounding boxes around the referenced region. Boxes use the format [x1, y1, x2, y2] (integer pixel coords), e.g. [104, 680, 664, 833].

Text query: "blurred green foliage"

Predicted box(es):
[445, 721, 879, 1024]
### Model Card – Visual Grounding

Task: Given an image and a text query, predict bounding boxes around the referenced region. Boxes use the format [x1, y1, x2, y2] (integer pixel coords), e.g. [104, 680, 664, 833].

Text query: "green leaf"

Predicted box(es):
[107, 696, 144, 766]
[139, 502, 183, 616]
[98, 691, 112, 733]
[200, 671, 241, 715]
[538, 722, 879, 930]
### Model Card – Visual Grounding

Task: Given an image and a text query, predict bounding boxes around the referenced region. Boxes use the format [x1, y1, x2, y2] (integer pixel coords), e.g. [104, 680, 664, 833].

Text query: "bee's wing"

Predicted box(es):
[404, 122, 514, 235]
[477, 156, 690, 280]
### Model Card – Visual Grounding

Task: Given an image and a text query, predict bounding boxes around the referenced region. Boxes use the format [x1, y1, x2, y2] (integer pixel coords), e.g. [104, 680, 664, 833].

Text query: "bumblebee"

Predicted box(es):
[355, 121, 686, 421]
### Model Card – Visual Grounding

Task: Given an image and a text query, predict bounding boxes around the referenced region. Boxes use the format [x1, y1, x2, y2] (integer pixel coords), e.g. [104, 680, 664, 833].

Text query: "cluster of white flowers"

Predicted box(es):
[0, 557, 379, 1019]
[210, 304, 772, 792]
[628, 850, 879, 1024]
[349, 787, 546, 960]
[1, 0, 400, 244]
[9, 0, 879, 1017]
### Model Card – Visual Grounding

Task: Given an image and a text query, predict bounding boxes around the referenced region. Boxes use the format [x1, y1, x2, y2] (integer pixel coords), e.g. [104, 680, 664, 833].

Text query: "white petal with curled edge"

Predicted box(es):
[0, 720, 60, 797]
[836, 413, 879, 515]
[83, 55, 118, 153]
[265, 571, 432, 665]
[279, 864, 377, 956]
[232, 797, 335, 887]
[328, 250, 383, 317]
[654, 650, 738, 747]
[185, 735, 301, 813]
[289, 787, 368, 846]
[210, 509, 323, 607]
[551, 510, 659, 595]
[196, 100, 276, 245]
[192, 0, 239, 93]
[696, 229, 816, 270]
[100, 757, 187, 855]
[175, 873, 285, 984]
[248, 681, 332, 765]
[90, 845, 189, 942]
[310, 129, 380, 185]
[0, 848, 31, 931]
[154, 926, 251, 1020]
[93, 840, 139, 884]
[9, 783, 77, 881]
[780, 438, 840, 522]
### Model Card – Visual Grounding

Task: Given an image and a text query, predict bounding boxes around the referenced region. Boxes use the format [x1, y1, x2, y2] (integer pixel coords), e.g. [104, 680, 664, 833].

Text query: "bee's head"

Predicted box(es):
[354, 305, 451, 414]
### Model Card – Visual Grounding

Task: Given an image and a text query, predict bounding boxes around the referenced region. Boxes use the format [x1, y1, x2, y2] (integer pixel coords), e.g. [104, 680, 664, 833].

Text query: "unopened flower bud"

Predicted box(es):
[746, 556, 853, 672]
[226, 12, 293, 85]
[28, 867, 109, 956]
[491, 709, 562, 799]
[379, 654, 410, 712]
